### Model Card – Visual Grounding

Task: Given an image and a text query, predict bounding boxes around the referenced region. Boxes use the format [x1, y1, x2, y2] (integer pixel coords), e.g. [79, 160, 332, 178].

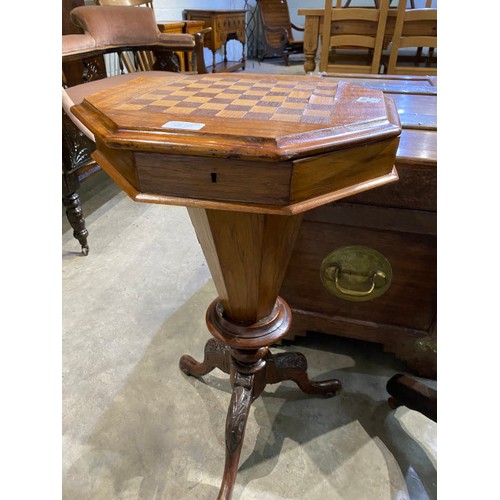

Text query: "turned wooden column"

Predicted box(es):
[188, 209, 302, 323]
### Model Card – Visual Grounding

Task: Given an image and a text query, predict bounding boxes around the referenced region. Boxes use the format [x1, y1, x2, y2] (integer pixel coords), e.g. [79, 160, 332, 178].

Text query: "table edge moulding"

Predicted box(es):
[71, 72, 401, 499]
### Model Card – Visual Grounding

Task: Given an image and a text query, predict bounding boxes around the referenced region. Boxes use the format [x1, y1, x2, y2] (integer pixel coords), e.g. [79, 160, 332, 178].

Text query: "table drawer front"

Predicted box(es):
[215, 14, 245, 31]
[135, 152, 292, 205]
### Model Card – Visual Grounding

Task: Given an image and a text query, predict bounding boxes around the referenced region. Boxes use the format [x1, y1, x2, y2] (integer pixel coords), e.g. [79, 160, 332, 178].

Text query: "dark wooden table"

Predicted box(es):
[280, 74, 437, 378]
[71, 72, 401, 498]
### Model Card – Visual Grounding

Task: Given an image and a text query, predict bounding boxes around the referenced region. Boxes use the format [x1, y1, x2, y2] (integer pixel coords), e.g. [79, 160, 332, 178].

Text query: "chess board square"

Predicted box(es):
[192, 108, 219, 117]
[293, 82, 316, 89]
[151, 99, 187, 107]
[275, 107, 304, 115]
[274, 83, 296, 89]
[238, 94, 261, 101]
[257, 101, 281, 108]
[209, 97, 236, 104]
[172, 101, 201, 108]
[282, 102, 307, 109]
[170, 106, 196, 115]
[287, 97, 310, 104]
[230, 84, 254, 91]
[243, 90, 268, 97]
[209, 82, 232, 86]
[186, 82, 210, 89]
[249, 105, 280, 113]
[143, 105, 175, 113]
[231, 98, 264, 106]
[199, 102, 228, 110]
[216, 110, 247, 118]
[188, 92, 215, 98]
[263, 95, 287, 102]
[171, 90, 198, 97]
[183, 96, 211, 103]
[290, 91, 312, 99]
[225, 104, 253, 112]
[253, 81, 275, 88]
[197, 89, 222, 95]
[117, 103, 145, 111]
[243, 112, 274, 120]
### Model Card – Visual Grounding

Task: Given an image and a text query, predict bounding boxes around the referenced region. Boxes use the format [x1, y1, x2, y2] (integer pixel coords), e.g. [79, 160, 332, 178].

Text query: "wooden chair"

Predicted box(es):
[386, 0, 437, 75]
[62, 5, 209, 255]
[319, 0, 390, 74]
[96, 0, 155, 71]
[256, 0, 304, 66]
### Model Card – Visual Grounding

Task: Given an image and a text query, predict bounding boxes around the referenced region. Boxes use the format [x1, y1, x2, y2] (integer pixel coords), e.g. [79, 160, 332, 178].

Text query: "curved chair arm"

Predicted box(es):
[291, 23, 304, 32]
[62, 34, 96, 56]
[260, 23, 290, 47]
[192, 27, 212, 74]
[67, 6, 210, 74]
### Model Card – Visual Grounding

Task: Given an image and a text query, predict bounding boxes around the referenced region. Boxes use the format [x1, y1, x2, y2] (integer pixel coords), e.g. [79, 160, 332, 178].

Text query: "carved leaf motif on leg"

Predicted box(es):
[273, 352, 308, 371]
[226, 378, 253, 454]
[179, 338, 231, 377]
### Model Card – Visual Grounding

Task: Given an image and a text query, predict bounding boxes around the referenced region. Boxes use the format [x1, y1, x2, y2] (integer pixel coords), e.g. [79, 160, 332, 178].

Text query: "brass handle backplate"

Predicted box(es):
[320, 245, 392, 302]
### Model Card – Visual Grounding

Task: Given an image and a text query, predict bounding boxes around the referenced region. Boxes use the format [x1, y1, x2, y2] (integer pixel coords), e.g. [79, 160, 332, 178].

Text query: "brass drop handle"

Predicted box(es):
[326, 266, 387, 298]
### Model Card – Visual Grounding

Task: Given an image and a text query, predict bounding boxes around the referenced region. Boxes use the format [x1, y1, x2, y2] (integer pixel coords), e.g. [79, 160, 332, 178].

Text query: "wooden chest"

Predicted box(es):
[280, 75, 437, 378]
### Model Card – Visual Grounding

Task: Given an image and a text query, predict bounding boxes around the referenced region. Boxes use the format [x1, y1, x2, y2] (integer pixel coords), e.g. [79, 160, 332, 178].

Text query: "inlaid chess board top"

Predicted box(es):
[73, 73, 401, 162]
[115, 75, 339, 124]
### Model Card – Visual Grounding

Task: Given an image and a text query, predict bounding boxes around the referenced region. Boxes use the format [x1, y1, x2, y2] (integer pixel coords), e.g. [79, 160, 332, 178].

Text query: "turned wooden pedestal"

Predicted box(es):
[71, 72, 401, 499]
[179, 208, 341, 498]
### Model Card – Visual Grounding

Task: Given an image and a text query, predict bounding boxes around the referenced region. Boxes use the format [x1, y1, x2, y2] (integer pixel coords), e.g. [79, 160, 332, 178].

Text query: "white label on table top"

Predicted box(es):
[356, 97, 381, 103]
[162, 121, 205, 131]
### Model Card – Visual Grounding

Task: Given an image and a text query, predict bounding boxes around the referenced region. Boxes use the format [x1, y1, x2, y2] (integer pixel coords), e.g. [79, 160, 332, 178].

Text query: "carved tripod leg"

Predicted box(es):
[217, 371, 254, 500]
[265, 351, 342, 397]
[179, 338, 231, 377]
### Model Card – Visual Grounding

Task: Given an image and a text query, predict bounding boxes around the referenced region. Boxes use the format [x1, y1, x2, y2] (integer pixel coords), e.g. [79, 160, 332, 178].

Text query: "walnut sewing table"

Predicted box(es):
[71, 72, 401, 499]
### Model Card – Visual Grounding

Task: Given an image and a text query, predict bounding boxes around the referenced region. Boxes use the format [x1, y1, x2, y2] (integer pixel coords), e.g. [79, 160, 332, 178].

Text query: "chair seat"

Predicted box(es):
[63, 71, 172, 140]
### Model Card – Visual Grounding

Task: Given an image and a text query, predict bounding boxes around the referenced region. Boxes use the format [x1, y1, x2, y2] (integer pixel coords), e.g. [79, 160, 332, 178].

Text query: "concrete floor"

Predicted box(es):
[62, 57, 437, 500]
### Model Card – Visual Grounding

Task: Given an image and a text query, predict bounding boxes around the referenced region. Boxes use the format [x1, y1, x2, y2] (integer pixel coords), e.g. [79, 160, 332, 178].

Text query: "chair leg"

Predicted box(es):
[283, 51, 290, 66]
[62, 191, 89, 256]
[62, 110, 95, 256]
